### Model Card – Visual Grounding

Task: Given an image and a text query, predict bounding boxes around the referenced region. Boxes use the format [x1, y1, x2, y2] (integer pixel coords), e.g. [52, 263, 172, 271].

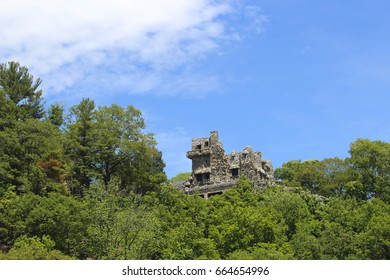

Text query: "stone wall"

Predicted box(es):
[181, 131, 274, 196]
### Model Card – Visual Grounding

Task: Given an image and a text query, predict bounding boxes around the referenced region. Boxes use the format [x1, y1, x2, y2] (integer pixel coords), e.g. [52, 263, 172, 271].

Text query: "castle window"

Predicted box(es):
[205, 141, 209, 147]
[230, 156, 235, 161]
[196, 144, 201, 150]
[204, 173, 210, 180]
[231, 168, 239, 177]
[196, 174, 203, 182]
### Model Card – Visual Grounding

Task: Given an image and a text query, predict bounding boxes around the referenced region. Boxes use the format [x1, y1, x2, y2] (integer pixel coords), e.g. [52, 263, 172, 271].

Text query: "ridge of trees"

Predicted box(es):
[0, 61, 389, 260]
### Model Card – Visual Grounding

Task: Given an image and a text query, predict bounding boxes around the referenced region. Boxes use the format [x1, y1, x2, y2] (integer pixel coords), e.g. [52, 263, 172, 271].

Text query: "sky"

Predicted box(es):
[1, 0, 390, 178]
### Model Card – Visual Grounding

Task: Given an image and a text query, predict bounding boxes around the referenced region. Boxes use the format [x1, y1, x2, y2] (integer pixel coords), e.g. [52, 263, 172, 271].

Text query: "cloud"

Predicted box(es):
[0, 0, 239, 96]
[1, 1, 267, 98]
[244, 5, 268, 33]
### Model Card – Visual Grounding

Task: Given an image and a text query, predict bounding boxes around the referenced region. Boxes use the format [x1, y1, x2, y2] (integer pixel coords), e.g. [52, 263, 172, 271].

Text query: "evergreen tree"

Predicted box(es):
[66, 98, 96, 195]
[0, 61, 44, 121]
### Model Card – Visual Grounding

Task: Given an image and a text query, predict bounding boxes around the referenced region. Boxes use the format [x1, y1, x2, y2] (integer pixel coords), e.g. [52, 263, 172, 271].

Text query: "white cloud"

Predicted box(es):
[0, 0, 236, 96]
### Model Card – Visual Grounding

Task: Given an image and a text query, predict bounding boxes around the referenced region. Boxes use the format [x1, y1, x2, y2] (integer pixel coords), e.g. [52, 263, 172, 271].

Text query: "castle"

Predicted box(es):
[181, 131, 274, 198]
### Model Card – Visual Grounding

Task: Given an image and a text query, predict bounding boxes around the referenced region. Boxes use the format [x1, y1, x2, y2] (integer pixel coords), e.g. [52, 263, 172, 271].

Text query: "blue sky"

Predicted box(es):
[1, 0, 390, 178]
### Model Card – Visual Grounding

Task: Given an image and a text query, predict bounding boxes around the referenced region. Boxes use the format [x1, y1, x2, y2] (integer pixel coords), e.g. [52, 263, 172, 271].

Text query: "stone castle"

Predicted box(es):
[180, 131, 274, 198]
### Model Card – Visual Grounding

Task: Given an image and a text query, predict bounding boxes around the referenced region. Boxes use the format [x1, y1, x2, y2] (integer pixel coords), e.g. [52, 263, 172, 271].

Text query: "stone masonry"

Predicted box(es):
[181, 131, 274, 198]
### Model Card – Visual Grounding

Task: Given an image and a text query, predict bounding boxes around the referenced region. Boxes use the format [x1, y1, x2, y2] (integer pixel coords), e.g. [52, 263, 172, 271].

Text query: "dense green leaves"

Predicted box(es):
[47, 103, 65, 128]
[66, 98, 96, 194]
[0, 235, 73, 260]
[1, 160, 389, 260]
[349, 139, 390, 202]
[275, 145, 390, 203]
[65, 99, 166, 196]
[82, 182, 162, 259]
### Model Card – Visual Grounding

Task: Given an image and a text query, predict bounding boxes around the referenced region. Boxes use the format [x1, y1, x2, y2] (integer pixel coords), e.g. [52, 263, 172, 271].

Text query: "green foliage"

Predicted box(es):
[205, 180, 288, 259]
[0, 61, 44, 120]
[275, 144, 390, 203]
[349, 138, 390, 202]
[162, 221, 219, 260]
[227, 243, 294, 260]
[65, 98, 97, 194]
[275, 158, 354, 197]
[0, 114, 67, 195]
[0, 89, 17, 130]
[16, 119, 68, 194]
[0, 235, 73, 260]
[0, 192, 87, 257]
[47, 103, 65, 128]
[169, 172, 191, 187]
[65, 99, 166, 196]
[262, 188, 310, 239]
[355, 199, 390, 259]
[81, 181, 163, 259]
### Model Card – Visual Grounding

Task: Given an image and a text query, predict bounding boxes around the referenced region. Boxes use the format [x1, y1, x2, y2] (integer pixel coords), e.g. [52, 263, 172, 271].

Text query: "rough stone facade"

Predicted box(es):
[181, 131, 274, 198]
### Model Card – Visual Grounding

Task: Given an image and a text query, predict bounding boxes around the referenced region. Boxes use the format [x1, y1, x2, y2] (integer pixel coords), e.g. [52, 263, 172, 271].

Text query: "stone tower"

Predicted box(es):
[181, 131, 274, 198]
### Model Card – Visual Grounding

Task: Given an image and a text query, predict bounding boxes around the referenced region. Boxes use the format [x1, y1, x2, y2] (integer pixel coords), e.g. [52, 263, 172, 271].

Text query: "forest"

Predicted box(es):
[0, 61, 389, 260]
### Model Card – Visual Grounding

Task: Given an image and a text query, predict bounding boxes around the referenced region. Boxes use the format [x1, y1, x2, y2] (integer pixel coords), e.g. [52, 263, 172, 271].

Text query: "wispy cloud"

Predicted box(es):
[0, 0, 266, 98]
[244, 5, 268, 34]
